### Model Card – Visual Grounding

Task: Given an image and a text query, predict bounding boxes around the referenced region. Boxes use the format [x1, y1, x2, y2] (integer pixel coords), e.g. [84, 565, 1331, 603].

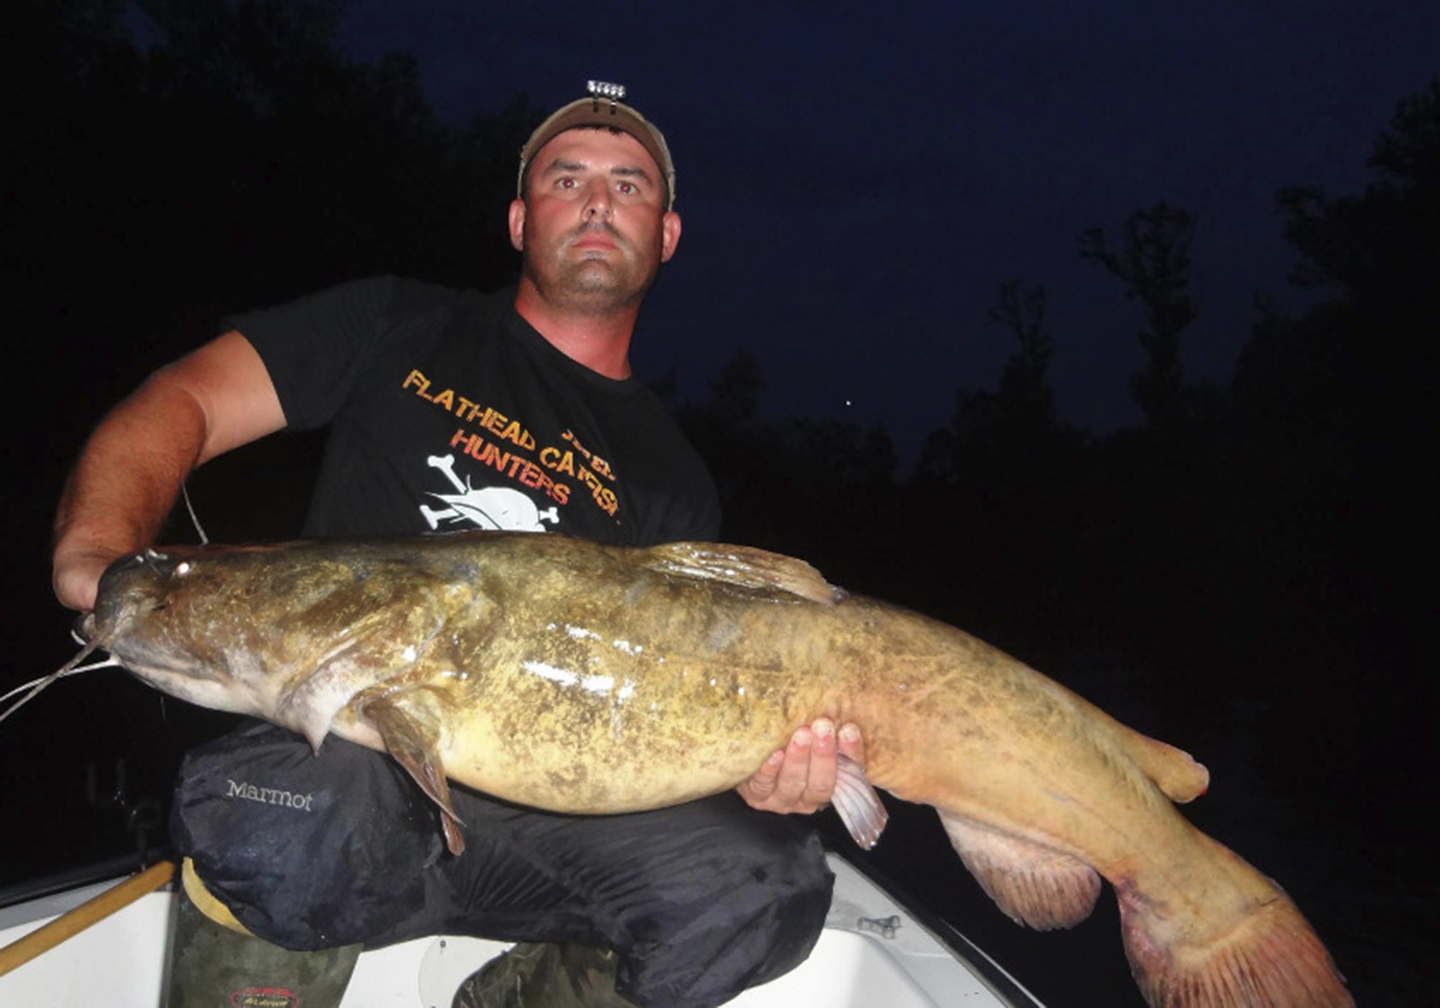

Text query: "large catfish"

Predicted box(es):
[82, 531, 1350, 1007]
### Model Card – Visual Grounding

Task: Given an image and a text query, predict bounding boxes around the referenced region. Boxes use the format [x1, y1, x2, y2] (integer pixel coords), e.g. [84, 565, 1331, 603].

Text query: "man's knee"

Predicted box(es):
[703, 804, 834, 909]
[614, 815, 833, 1007]
[171, 722, 442, 948]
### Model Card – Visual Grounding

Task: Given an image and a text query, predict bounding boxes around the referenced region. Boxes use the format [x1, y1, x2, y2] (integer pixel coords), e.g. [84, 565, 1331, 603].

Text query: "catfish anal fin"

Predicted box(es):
[833, 754, 889, 849]
[937, 810, 1100, 930]
[364, 696, 467, 855]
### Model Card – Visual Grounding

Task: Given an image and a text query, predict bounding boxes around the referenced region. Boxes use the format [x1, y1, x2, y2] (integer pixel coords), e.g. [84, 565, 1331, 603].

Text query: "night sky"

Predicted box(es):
[336, 0, 1438, 457]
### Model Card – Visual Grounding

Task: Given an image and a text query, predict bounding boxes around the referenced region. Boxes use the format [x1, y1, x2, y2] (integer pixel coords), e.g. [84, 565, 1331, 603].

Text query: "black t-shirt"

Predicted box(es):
[231, 277, 720, 546]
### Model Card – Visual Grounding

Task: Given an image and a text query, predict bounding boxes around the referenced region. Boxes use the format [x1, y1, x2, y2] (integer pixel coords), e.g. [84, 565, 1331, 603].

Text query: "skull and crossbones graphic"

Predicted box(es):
[418, 454, 559, 532]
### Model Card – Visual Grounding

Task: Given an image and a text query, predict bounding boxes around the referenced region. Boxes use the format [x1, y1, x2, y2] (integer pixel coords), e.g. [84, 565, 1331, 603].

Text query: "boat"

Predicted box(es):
[0, 846, 1044, 1006]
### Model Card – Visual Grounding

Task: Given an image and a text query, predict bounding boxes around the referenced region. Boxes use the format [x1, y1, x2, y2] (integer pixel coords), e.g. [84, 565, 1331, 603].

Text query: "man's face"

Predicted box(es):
[509, 128, 681, 314]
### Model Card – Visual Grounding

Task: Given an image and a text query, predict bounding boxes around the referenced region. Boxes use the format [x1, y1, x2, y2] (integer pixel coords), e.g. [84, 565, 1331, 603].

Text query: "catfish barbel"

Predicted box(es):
[78, 531, 1350, 1007]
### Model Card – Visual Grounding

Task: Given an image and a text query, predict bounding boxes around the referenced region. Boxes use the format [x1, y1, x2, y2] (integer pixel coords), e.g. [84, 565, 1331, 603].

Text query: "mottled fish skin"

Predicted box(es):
[88, 531, 1352, 1008]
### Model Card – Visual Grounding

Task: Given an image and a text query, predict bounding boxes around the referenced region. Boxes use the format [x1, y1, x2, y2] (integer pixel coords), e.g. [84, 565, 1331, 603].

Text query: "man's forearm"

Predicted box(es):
[52, 378, 208, 610]
[53, 330, 289, 611]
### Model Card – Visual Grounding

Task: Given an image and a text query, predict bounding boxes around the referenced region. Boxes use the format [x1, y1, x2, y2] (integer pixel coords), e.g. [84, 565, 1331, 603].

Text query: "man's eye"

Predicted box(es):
[557, 177, 578, 190]
[617, 181, 637, 195]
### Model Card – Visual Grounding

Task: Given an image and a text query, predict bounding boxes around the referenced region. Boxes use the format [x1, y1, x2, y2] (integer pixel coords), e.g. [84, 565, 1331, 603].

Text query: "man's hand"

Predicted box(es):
[736, 718, 865, 814]
[52, 543, 124, 613]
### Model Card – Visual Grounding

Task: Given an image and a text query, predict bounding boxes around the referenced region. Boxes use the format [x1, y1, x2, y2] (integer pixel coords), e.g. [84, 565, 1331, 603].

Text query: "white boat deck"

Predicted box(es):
[0, 854, 1043, 1006]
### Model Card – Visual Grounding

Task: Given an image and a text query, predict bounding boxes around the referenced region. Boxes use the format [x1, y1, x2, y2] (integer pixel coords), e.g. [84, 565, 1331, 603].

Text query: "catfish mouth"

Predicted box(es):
[76, 611, 101, 645]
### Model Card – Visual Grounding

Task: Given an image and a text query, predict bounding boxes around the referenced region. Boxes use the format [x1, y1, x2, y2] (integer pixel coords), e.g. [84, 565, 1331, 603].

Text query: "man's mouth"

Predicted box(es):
[570, 226, 620, 252]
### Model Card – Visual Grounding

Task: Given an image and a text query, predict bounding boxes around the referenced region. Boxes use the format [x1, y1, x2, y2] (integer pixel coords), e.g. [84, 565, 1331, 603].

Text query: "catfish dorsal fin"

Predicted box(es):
[640, 542, 843, 606]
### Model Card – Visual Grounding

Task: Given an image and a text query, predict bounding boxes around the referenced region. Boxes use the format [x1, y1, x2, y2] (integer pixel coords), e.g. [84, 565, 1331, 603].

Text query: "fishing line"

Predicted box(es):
[0, 640, 120, 726]
[8, 483, 204, 727]
[181, 482, 210, 545]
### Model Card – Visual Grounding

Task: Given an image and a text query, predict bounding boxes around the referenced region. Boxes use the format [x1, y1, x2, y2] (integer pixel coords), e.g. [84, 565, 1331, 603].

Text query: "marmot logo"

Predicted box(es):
[225, 779, 315, 811]
[229, 987, 299, 1007]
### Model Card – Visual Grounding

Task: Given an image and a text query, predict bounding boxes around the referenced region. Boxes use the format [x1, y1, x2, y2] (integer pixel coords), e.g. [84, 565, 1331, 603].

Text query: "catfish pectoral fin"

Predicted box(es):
[938, 810, 1101, 931]
[831, 754, 888, 849]
[361, 694, 467, 856]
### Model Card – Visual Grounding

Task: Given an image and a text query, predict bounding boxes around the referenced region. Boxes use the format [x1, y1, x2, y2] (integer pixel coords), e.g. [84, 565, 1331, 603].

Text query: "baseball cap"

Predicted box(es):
[517, 81, 677, 209]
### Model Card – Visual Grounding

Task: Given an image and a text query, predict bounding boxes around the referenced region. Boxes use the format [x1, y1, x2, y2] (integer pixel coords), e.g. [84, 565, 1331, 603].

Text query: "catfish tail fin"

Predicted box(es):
[1118, 837, 1352, 1007]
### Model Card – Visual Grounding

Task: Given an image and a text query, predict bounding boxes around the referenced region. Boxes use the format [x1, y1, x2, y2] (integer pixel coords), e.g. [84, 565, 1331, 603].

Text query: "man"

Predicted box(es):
[52, 84, 864, 1007]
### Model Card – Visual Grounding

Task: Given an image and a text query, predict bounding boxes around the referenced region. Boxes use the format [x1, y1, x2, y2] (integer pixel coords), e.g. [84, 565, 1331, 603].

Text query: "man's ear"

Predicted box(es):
[660, 211, 682, 263]
[508, 198, 526, 252]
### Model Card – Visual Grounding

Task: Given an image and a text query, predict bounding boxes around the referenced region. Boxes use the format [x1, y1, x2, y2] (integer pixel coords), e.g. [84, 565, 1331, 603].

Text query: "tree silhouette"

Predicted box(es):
[1079, 203, 1200, 431]
[675, 351, 898, 590]
[917, 279, 1075, 487]
[987, 279, 1056, 420]
[1212, 83, 1440, 898]
[1234, 77, 1439, 674]
[907, 281, 1095, 648]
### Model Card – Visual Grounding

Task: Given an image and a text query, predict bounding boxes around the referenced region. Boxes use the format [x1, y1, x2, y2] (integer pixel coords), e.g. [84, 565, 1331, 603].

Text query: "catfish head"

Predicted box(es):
[83, 546, 294, 723]
[82, 541, 466, 752]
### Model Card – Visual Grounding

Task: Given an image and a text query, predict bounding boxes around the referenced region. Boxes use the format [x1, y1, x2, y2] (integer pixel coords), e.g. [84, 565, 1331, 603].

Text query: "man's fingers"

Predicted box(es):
[735, 748, 784, 808]
[803, 719, 839, 804]
[773, 726, 815, 803]
[738, 720, 866, 814]
[751, 750, 785, 795]
[837, 722, 865, 765]
[53, 551, 116, 613]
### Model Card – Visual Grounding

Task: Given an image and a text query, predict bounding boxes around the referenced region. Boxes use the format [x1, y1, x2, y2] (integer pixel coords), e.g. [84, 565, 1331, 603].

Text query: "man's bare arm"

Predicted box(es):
[52, 330, 285, 611]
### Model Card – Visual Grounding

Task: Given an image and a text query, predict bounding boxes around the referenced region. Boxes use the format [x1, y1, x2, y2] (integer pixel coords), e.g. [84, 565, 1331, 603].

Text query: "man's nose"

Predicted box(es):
[582, 180, 613, 220]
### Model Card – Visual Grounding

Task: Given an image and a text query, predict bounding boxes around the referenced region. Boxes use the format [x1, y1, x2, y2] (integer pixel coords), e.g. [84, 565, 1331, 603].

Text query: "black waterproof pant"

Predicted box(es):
[170, 722, 834, 1008]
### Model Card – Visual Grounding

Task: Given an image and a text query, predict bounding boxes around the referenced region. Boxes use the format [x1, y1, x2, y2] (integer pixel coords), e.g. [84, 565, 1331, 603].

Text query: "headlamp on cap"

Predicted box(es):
[517, 80, 677, 210]
[587, 80, 626, 102]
